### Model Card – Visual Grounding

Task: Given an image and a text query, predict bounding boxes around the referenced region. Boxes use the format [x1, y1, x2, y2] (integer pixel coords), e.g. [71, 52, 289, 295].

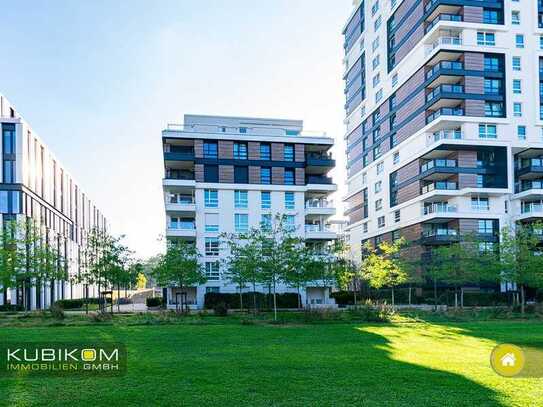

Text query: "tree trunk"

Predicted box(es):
[239, 288, 243, 313]
[408, 286, 412, 306]
[460, 287, 464, 309]
[252, 279, 257, 315]
[454, 288, 458, 310]
[85, 284, 89, 315]
[273, 279, 277, 321]
[391, 287, 395, 310]
[433, 278, 438, 311]
[520, 285, 525, 316]
[117, 285, 120, 313]
[353, 280, 357, 306]
[297, 285, 302, 310]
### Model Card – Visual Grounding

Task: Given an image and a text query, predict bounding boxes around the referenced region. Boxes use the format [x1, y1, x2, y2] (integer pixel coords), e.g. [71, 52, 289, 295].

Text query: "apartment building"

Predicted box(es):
[342, 0, 543, 286]
[0, 94, 107, 309]
[161, 114, 337, 308]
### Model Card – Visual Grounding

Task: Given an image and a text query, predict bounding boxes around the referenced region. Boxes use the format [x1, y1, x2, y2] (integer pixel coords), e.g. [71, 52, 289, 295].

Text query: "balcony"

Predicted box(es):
[426, 107, 464, 124]
[421, 229, 460, 245]
[422, 203, 458, 216]
[426, 36, 462, 56]
[306, 153, 335, 168]
[165, 196, 196, 214]
[515, 181, 543, 198]
[425, 14, 462, 33]
[421, 181, 458, 194]
[426, 84, 464, 103]
[425, 61, 464, 80]
[166, 221, 197, 238]
[517, 158, 543, 179]
[305, 199, 336, 216]
[427, 129, 462, 146]
[421, 159, 457, 173]
[163, 151, 195, 161]
[521, 202, 543, 215]
[305, 224, 337, 240]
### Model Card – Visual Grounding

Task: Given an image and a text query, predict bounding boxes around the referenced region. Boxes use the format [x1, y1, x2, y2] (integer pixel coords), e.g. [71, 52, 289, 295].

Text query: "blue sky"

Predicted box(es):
[0, 0, 352, 258]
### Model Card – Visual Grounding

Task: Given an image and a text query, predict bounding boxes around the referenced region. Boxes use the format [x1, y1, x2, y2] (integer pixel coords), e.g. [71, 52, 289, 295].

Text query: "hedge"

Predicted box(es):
[146, 297, 164, 307]
[54, 298, 112, 309]
[0, 304, 24, 312]
[204, 292, 300, 310]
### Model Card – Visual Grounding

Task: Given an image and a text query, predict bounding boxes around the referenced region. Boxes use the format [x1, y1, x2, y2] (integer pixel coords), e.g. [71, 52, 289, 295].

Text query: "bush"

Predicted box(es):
[0, 304, 25, 312]
[49, 303, 65, 320]
[116, 297, 133, 305]
[214, 302, 228, 316]
[146, 297, 164, 307]
[204, 292, 300, 310]
[54, 299, 84, 309]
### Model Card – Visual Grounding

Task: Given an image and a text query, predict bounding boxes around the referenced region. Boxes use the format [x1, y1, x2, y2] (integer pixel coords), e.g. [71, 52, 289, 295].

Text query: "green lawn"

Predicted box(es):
[0, 320, 542, 406]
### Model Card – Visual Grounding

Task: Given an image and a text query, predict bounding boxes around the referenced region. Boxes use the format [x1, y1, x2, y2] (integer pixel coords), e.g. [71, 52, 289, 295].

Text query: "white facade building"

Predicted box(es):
[162, 115, 338, 308]
[342, 0, 543, 291]
[0, 94, 107, 309]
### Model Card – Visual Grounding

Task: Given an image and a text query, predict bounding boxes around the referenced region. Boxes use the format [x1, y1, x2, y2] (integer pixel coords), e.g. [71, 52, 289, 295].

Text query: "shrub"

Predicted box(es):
[204, 292, 300, 310]
[49, 303, 65, 320]
[0, 304, 25, 312]
[116, 297, 133, 305]
[146, 297, 164, 307]
[90, 312, 112, 322]
[54, 299, 84, 310]
[214, 302, 228, 316]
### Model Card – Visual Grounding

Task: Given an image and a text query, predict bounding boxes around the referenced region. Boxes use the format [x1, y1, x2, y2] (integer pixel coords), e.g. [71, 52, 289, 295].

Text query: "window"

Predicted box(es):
[378, 216, 385, 228]
[233, 142, 248, 159]
[206, 286, 220, 293]
[363, 222, 368, 233]
[372, 55, 380, 70]
[373, 144, 382, 159]
[484, 79, 501, 95]
[220, 126, 227, 133]
[518, 125, 526, 140]
[374, 181, 382, 193]
[285, 192, 295, 209]
[235, 214, 249, 233]
[392, 74, 398, 88]
[375, 89, 383, 102]
[3, 127, 15, 154]
[394, 210, 400, 223]
[484, 56, 500, 71]
[261, 214, 272, 231]
[260, 143, 271, 160]
[477, 32, 495, 46]
[203, 141, 218, 158]
[479, 124, 497, 139]
[205, 237, 220, 256]
[390, 133, 398, 148]
[204, 189, 218, 208]
[471, 197, 490, 211]
[485, 102, 503, 117]
[372, 37, 379, 52]
[513, 103, 522, 117]
[483, 10, 500, 24]
[393, 152, 399, 165]
[512, 56, 521, 71]
[515, 34, 524, 48]
[375, 199, 383, 211]
[261, 167, 271, 184]
[513, 79, 521, 94]
[284, 169, 295, 185]
[478, 219, 494, 234]
[373, 127, 380, 143]
[205, 262, 220, 281]
[377, 162, 384, 174]
[205, 213, 219, 232]
[3, 161, 14, 183]
[234, 190, 248, 208]
[373, 73, 380, 87]
[371, 1, 379, 16]
[374, 16, 381, 31]
[540, 36, 543, 50]
[239, 127, 247, 134]
[285, 215, 296, 231]
[284, 144, 294, 161]
[261, 191, 271, 209]
[511, 11, 520, 25]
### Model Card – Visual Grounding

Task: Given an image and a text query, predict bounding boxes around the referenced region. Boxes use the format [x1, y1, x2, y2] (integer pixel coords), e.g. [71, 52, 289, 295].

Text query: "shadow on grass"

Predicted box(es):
[0, 323, 507, 406]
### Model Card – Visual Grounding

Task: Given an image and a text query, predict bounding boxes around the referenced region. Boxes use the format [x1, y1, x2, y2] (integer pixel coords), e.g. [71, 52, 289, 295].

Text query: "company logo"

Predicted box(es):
[0, 343, 126, 377]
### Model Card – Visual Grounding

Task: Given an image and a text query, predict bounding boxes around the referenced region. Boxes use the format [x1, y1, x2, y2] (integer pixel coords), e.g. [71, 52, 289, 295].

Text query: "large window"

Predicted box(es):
[205, 213, 219, 232]
[285, 192, 295, 210]
[484, 56, 500, 71]
[261, 214, 272, 231]
[2, 126, 15, 154]
[204, 165, 219, 182]
[234, 190, 248, 208]
[477, 32, 495, 46]
[205, 237, 220, 256]
[284, 144, 294, 161]
[261, 167, 271, 184]
[204, 189, 218, 208]
[485, 102, 503, 117]
[478, 219, 495, 234]
[203, 141, 218, 158]
[233, 142, 248, 160]
[261, 191, 271, 209]
[479, 124, 497, 139]
[205, 262, 220, 281]
[235, 214, 249, 233]
[285, 215, 296, 231]
[284, 169, 295, 185]
[234, 166, 248, 184]
[484, 79, 502, 95]
[260, 143, 271, 160]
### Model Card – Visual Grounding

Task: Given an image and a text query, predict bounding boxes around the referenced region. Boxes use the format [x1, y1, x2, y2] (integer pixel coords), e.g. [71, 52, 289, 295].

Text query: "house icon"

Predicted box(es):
[501, 353, 516, 367]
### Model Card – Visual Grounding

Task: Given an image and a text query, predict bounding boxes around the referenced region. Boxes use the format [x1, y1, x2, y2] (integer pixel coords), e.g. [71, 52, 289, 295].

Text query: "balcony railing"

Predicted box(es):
[425, 14, 463, 33]
[305, 224, 333, 233]
[521, 203, 543, 214]
[306, 153, 335, 166]
[422, 229, 458, 237]
[169, 196, 195, 205]
[169, 222, 196, 230]
[305, 200, 333, 209]
[515, 181, 543, 193]
[427, 36, 462, 55]
[422, 203, 457, 215]
[164, 150, 195, 161]
[165, 170, 195, 180]
[429, 129, 462, 145]
[421, 159, 457, 173]
[425, 61, 464, 79]
[426, 107, 464, 124]
[426, 84, 464, 102]
[306, 176, 333, 185]
[519, 158, 543, 169]
[421, 181, 458, 194]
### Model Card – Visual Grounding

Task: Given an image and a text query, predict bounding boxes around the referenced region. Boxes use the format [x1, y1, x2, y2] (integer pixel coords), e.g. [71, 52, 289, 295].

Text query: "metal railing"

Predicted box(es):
[426, 84, 464, 102]
[515, 181, 543, 193]
[426, 61, 463, 79]
[428, 129, 463, 145]
[305, 200, 333, 209]
[165, 123, 327, 138]
[421, 159, 457, 172]
[422, 203, 457, 215]
[305, 224, 333, 233]
[306, 176, 333, 184]
[519, 158, 543, 169]
[521, 202, 543, 214]
[425, 14, 462, 33]
[169, 221, 196, 230]
[426, 107, 464, 123]
[422, 228, 459, 237]
[421, 181, 458, 194]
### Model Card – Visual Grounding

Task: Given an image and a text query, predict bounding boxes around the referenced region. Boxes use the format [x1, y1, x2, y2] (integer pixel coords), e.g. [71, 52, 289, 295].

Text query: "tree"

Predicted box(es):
[151, 241, 206, 312]
[361, 238, 410, 309]
[500, 223, 543, 315]
[329, 240, 361, 305]
[0, 220, 20, 305]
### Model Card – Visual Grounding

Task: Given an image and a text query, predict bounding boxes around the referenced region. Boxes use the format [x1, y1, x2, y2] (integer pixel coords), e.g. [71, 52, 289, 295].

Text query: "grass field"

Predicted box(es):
[0, 318, 542, 406]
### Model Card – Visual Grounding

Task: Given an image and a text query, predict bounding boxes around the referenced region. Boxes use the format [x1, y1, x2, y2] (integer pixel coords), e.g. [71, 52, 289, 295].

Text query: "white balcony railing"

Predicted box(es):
[305, 224, 333, 233]
[305, 200, 333, 209]
[422, 204, 458, 216]
[426, 36, 462, 56]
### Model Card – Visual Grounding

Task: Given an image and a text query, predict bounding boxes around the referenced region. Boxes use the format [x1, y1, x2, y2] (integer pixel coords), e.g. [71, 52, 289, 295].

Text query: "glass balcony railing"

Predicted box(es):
[421, 181, 458, 194]
[421, 159, 457, 173]
[425, 14, 463, 33]
[305, 224, 333, 233]
[519, 158, 543, 169]
[422, 203, 457, 215]
[516, 181, 543, 193]
[306, 176, 333, 184]
[170, 196, 195, 205]
[521, 203, 543, 214]
[426, 84, 464, 102]
[426, 107, 464, 123]
[165, 170, 195, 180]
[425, 61, 463, 79]
[422, 229, 459, 237]
[429, 129, 462, 145]
[169, 221, 196, 230]
[305, 200, 333, 209]
[428, 37, 462, 54]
